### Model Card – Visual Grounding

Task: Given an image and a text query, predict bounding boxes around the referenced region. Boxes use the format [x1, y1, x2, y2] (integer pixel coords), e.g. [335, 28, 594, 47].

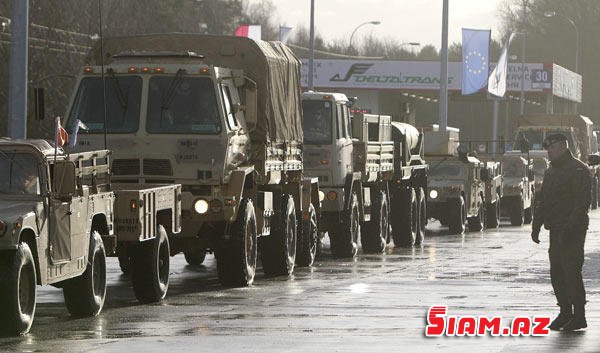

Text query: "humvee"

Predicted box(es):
[500, 152, 535, 226]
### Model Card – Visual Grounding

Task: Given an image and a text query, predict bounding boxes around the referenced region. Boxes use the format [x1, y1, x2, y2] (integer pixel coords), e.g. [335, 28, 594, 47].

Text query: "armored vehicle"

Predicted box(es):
[500, 152, 535, 226]
[302, 91, 393, 256]
[481, 161, 503, 228]
[424, 127, 486, 234]
[0, 140, 180, 335]
[64, 34, 320, 284]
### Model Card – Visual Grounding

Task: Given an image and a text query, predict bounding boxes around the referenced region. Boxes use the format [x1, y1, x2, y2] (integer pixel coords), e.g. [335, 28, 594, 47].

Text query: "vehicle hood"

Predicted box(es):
[0, 199, 38, 222]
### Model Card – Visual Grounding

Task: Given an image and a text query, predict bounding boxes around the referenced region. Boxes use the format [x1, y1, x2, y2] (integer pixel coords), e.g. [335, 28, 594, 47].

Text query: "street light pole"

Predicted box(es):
[308, 0, 315, 91]
[8, 0, 29, 139]
[544, 10, 580, 113]
[348, 20, 381, 52]
[439, 0, 449, 132]
[519, 1, 527, 116]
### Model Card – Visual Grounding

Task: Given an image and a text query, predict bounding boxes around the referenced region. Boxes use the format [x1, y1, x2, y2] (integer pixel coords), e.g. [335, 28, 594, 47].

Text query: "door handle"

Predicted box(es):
[66, 211, 72, 215]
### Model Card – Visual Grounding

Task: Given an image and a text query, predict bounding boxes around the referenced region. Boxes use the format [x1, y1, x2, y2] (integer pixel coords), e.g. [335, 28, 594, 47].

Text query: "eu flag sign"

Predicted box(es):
[461, 28, 491, 95]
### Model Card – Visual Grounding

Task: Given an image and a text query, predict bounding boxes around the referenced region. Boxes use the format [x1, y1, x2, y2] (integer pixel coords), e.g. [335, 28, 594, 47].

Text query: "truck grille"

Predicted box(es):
[144, 159, 173, 176]
[112, 159, 140, 175]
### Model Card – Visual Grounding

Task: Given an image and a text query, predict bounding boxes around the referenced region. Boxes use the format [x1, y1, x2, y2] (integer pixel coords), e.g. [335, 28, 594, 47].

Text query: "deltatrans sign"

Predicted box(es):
[300, 59, 551, 93]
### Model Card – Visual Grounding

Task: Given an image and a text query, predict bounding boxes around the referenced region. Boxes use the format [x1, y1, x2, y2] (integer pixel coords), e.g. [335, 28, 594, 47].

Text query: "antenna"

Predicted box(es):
[97, 0, 108, 150]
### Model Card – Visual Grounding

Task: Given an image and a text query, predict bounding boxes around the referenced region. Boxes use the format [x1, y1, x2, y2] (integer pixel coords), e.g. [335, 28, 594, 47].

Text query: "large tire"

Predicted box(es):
[362, 190, 389, 254]
[184, 249, 207, 266]
[485, 199, 500, 229]
[296, 203, 318, 267]
[0, 243, 37, 336]
[63, 231, 106, 317]
[415, 187, 426, 246]
[117, 243, 132, 274]
[391, 187, 417, 247]
[510, 197, 525, 226]
[131, 225, 170, 303]
[260, 194, 297, 276]
[592, 176, 598, 210]
[330, 193, 360, 258]
[448, 196, 466, 235]
[467, 198, 484, 232]
[217, 198, 257, 286]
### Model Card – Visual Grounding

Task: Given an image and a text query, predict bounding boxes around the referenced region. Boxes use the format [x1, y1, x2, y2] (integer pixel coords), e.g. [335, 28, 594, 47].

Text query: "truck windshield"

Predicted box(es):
[503, 159, 523, 177]
[302, 100, 333, 144]
[429, 163, 462, 177]
[0, 152, 41, 195]
[146, 76, 221, 134]
[67, 76, 142, 133]
[515, 129, 544, 150]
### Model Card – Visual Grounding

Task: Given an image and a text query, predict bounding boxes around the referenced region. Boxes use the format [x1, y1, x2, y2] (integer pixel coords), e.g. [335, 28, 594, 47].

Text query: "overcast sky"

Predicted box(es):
[251, 0, 506, 48]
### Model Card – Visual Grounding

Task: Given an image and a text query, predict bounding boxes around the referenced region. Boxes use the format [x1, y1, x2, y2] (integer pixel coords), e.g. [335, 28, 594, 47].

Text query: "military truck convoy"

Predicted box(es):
[301, 91, 427, 255]
[0, 139, 180, 335]
[66, 34, 321, 285]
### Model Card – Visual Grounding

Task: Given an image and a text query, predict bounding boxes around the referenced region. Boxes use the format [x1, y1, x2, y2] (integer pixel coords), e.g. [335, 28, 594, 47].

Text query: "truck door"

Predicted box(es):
[49, 199, 72, 264]
[337, 103, 353, 178]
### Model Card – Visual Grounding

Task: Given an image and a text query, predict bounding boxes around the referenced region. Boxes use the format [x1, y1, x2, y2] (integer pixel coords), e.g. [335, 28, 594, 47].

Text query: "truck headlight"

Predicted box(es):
[318, 191, 325, 202]
[194, 199, 209, 214]
[429, 189, 438, 199]
[0, 220, 6, 237]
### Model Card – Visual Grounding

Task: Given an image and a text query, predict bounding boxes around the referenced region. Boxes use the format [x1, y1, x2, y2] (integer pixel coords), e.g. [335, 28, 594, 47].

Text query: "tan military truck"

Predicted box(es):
[514, 114, 599, 209]
[65, 34, 319, 284]
[0, 139, 180, 335]
[302, 91, 393, 256]
[481, 161, 503, 228]
[424, 127, 486, 234]
[499, 151, 535, 226]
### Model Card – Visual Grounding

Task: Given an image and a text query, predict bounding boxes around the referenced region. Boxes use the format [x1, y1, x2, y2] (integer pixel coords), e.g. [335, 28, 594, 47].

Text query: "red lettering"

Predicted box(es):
[477, 316, 502, 336]
[425, 306, 447, 336]
[511, 317, 531, 336]
[457, 317, 477, 336]
[447, 316, 456, 335]
[532, 317, 551, 336]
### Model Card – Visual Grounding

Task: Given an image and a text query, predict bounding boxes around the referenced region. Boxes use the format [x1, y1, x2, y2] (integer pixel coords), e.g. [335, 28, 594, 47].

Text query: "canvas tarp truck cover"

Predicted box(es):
[517, 114, 594, 156]
[86, 33, 303, 145]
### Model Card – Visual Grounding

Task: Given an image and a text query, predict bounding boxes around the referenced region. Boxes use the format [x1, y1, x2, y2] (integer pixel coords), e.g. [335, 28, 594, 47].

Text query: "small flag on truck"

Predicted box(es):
[55, 117, 68, 147]
[235, 25, 262, 41]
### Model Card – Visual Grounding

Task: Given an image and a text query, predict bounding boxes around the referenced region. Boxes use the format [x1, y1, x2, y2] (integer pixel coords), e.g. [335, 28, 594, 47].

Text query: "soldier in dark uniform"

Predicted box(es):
[531, 133, 591, 331]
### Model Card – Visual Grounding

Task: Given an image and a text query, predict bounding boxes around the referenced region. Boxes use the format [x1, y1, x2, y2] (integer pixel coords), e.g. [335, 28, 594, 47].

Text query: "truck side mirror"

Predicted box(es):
[52, 160, 77, 199]
[34, 87, 45, 121]
[589, 154, 600, 166]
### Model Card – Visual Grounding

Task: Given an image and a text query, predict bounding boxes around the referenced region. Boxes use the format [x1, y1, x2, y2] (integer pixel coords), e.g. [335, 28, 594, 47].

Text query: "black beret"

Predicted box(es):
[542, 133, 568, 149]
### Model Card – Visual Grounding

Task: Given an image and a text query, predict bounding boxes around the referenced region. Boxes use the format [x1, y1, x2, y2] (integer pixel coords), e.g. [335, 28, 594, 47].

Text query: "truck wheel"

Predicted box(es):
[391, 187, 416, 247]
[362, 190, 388, 254]
[415, 187, 426, 246]
[63, 231, 106, 317]
[296, 203, 318, 267]
[448, 196, 466, 235]
[0, 243, 37, 336]
[330, 192, 360, 258]
[217, 198, 257, 286]
[260, 194, 297, 276]
[117, 244, 132, 274]
[510, 198, 525, 226]
[486, 199, 500, 229]
[592, 176, 598, 210]
[131, 225, 170, 303]
[467, 199, 484, 232]
[184, 249, 207, 266]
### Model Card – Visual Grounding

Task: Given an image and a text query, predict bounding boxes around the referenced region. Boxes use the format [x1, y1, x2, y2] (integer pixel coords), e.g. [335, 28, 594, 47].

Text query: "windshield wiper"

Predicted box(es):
[160, 69, 186, 127]
[107, 68, 128, 112]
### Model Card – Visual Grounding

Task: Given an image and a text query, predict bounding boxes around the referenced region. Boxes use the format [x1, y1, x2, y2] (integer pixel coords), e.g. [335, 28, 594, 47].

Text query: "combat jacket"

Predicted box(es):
[532, 150, 591, 233]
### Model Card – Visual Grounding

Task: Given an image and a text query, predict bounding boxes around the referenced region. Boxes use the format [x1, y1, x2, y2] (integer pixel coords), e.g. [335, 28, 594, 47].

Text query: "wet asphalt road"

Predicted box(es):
[3, 212, 600, 352]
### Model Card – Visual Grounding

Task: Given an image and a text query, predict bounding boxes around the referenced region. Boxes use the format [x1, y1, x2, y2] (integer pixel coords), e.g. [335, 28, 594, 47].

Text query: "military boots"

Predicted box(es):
[562, 304, 587, 331]
[548, 305, 573, 331]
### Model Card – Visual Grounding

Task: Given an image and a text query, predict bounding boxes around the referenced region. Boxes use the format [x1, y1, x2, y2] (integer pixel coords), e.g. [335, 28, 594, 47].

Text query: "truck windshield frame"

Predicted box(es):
[146, 75, 222, 135]
[302, 100, 333, 145]
[67, 75, 142, 134]
[0, 151, 42, 196]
